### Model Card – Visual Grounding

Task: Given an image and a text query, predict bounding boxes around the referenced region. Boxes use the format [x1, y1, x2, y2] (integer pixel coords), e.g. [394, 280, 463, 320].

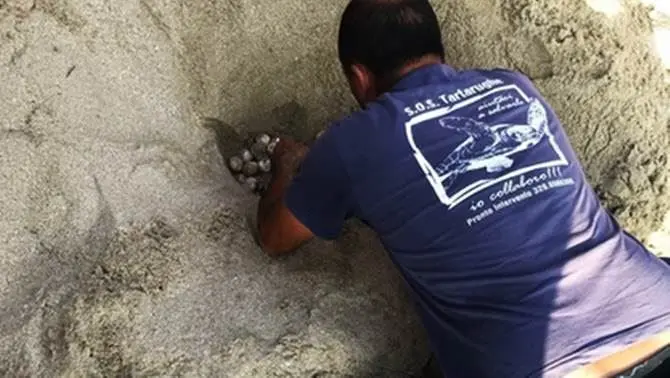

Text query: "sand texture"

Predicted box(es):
[1, 0, 669, 376]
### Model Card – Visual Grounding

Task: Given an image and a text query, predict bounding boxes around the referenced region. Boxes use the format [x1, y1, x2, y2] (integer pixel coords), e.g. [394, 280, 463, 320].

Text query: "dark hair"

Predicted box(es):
[337, 0, 445, 83]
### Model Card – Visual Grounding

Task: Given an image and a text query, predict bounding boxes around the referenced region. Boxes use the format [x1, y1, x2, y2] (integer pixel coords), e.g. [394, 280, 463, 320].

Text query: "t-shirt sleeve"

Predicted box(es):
[284, 131, 354, 240]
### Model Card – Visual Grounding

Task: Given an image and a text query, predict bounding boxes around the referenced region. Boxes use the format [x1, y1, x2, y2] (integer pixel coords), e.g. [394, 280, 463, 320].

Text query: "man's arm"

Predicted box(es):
[257, 138, 314, 256]
[256, 129, 354, 257]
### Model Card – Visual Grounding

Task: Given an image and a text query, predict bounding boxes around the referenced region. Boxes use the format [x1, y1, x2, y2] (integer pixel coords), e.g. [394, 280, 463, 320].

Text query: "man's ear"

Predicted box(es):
[348, 63, 375, 106]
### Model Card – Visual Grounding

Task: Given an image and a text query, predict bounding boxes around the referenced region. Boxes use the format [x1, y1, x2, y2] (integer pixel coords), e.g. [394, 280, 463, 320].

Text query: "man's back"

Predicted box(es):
[286, 64, 670, 377]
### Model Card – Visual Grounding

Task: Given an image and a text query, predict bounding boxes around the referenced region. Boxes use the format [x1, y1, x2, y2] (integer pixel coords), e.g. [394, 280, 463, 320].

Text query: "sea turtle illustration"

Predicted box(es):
[434, 98, 549, 189]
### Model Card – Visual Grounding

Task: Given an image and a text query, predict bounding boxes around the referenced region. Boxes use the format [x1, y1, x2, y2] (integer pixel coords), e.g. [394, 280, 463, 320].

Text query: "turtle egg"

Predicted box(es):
[228, 156, 243, 172]
[236, 174, 246, 183]
[243, 161, 259, 176]
[256, 133, 271, 145]
[250, 142, 268, 160]
[259, 159, 271, 173]
[241, 149, 253, 162]
[267, 138, 279, 154]
[246, 176, 258, 192]
[257, 179, 268, 192]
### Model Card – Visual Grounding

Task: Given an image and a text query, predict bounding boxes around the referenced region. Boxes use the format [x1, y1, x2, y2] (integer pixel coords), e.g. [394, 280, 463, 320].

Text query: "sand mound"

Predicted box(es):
[1, 0, 668, 376]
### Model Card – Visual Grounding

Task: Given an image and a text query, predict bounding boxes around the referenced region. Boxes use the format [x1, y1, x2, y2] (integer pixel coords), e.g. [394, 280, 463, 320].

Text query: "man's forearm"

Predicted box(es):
[258, 141, 306, 224]
[257, 166, 292, 226]
[255, 140, 310, 255]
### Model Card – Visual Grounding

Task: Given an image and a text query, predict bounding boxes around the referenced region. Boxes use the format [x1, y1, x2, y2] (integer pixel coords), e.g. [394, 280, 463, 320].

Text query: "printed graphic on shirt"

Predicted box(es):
[405, 82, 570, 209]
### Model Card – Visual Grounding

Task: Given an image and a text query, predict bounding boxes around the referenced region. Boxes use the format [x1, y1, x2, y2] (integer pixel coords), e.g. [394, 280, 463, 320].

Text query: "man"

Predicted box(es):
[256, 0, 670, 377]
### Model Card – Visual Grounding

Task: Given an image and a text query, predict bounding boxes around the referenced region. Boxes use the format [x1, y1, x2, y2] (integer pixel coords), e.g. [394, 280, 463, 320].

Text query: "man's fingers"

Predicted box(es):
[267, 137, 308, 177]
[273, 138, 307, 158]
[271, 139, 293, 161]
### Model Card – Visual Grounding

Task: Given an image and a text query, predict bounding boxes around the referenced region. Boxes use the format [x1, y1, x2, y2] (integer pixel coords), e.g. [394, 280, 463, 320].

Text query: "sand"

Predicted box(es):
[0, 0, 668, 376]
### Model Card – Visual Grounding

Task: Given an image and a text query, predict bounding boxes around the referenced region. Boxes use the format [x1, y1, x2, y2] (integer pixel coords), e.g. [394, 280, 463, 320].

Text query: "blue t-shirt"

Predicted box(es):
[285, 64, 670, 377]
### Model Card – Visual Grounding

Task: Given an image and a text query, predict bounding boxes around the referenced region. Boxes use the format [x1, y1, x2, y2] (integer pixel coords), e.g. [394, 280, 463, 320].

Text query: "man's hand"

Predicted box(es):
[256, 136, 314, 257]
[271, 137, 308, 178]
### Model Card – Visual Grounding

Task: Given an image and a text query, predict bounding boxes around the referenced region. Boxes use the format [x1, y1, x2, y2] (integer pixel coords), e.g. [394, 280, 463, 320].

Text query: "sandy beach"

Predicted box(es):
[1, 0, 668, 376]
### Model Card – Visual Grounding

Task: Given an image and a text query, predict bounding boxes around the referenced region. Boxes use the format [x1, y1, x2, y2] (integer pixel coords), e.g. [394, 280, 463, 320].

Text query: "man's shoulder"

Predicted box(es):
[315, 110, 372, 157]
[325, 103, 394, 140]
[461, 67, 533, 82]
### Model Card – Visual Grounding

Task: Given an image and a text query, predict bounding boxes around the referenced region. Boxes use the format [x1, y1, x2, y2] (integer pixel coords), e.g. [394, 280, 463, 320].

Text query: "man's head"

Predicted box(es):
[338, 0, 445, 107]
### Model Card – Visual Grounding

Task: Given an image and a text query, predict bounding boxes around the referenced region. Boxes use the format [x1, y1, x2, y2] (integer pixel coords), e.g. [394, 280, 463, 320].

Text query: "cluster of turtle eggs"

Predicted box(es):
[229, 133, 279, 194]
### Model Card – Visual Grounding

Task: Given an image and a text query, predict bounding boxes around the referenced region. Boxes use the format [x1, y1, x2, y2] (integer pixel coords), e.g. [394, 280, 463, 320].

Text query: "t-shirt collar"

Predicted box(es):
[391, 63, 457, 91]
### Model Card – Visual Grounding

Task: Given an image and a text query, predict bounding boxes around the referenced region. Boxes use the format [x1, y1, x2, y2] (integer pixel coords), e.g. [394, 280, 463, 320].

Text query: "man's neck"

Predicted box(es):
[397, 54, 444, 78]
[376, 54, 444, 95]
